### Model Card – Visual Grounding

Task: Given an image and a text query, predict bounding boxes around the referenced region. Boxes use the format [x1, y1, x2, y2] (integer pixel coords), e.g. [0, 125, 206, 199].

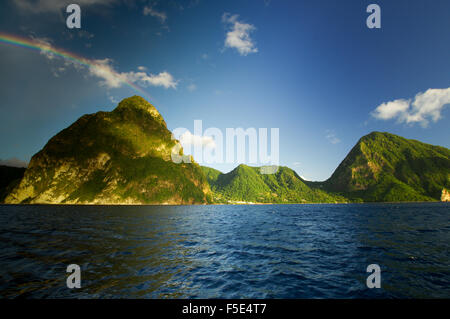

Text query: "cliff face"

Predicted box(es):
[5, 96, 211, 204]
[442, 189, 450, 202]
[322, 132, 450, 202]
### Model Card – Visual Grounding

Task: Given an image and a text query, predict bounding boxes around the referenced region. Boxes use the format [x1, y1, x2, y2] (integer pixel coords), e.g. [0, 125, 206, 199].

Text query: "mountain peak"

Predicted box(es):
[115, 95, 155, 111]
[324, 131, 450, 201]
[5, 96, 210, 204]
[114, 96, 165, 126]
[362, 131, 386, 138]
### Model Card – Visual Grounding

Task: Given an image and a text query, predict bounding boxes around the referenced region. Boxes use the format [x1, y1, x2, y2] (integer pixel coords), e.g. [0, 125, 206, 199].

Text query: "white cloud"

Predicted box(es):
[30, 37, 178, 90]
[325, 130, 341, 144]
[179, 131, 216, 149]
[371, 88, 450, 127]
[12, 0, 117, 13]
[143, 5, 167, 24]
[30, 36, 55, 60]
[89, 60, 178, 89]
[371, 99, 410, 120]
[123, 70, 178, 89]
[293, 162, 301, 167]
[88, 58, 124, 88]
[0, 157, 28, 168]
[137, 66, 147, 71]
[222, 13, 258, 56]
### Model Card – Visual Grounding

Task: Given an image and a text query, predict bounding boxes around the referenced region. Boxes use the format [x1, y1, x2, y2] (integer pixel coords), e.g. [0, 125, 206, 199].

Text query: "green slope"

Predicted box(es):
[202, 164, 347, 203]
[3, 100, 448, 205]
[5, 96, 211, 204]
[321, 131, 450, 202]
[201, 166, 222, 185]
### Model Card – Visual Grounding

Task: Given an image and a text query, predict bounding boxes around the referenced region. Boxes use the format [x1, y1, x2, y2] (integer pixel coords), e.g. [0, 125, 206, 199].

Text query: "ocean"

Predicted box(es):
[0, 203, 449, 298]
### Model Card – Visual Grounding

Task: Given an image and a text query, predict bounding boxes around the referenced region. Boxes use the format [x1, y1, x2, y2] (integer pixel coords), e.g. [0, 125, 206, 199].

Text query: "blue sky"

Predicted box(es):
[0, 0, 449, 180]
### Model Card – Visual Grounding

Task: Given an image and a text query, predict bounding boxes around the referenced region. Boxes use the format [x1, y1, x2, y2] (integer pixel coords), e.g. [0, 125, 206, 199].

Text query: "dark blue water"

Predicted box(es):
[0, 203, 449, 298]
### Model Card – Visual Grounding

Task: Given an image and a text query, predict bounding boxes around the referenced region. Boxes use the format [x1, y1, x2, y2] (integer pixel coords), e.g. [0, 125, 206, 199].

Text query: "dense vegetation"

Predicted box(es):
[3, 95, 449, 205]
[202, 164, 348, 203]
[318, 132, 450, 202]
[5, 96, 211, 204]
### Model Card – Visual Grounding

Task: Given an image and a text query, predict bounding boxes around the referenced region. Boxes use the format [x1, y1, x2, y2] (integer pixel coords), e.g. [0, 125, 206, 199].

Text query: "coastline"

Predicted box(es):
[0, 200, 445, 207]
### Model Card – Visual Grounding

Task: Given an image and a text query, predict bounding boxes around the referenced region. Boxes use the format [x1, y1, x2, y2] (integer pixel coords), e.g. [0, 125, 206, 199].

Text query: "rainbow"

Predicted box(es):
[0, 32, 150, 98]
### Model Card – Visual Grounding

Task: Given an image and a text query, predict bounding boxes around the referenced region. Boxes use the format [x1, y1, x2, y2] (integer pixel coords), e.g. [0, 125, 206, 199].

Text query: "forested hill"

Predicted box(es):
[319, 131, 450, 202]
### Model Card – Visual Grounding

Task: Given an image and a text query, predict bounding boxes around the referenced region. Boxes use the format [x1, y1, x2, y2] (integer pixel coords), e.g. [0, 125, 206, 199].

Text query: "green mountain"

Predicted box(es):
[319, 131, 450, 202]
[202, 164, 347, 203]
[0, 165, 26, 202]
[3, 97, 449, 205]
[5, 96, 211, 204]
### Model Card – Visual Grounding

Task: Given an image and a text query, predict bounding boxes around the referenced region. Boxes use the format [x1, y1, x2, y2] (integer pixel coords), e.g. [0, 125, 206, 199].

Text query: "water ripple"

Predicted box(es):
[0, 203, 449, 298]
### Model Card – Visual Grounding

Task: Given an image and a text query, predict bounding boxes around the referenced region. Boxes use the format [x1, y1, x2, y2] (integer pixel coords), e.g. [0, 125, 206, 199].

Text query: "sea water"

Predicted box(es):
[0, 203, 448, 298]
